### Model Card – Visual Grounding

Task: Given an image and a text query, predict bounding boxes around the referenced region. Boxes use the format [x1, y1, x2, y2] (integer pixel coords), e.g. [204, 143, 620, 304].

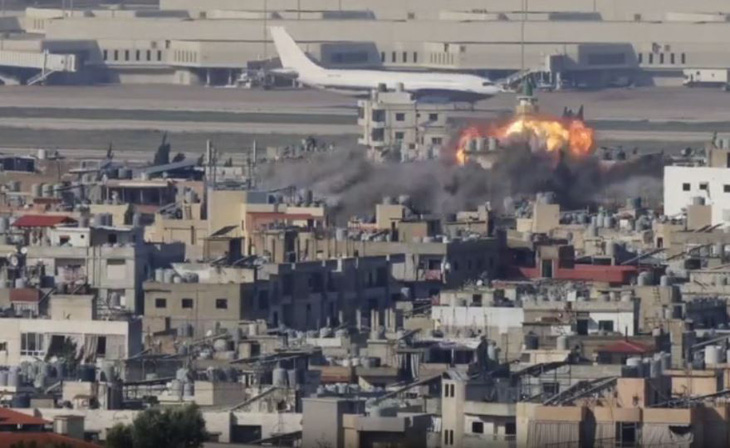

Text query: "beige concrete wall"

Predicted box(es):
[49, 295, 95, 321]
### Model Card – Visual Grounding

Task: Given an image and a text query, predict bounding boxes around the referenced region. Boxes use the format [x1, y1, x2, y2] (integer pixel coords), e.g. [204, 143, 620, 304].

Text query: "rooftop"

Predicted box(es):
[12, 215, 76, 228]
[597, 339, 653, 354]
[0, 408, 49, 427]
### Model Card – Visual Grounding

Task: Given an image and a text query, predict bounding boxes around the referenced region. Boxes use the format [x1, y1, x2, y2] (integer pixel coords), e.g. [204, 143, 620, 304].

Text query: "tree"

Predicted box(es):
[106, 423, 133, 448]
[107, 404, 208, 448]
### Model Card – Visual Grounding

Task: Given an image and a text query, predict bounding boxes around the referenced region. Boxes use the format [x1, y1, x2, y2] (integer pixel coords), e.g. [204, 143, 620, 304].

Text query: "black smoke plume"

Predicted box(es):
[260, 146, 665, 223]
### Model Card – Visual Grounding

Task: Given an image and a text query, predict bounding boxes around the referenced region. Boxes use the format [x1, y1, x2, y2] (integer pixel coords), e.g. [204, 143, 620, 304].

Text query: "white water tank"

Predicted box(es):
[705, 345, 720, 365]
[626, 357, 642, 368]
[557, 335, 569, 351]
[272, 368, 288, 386]
[487, 343, 497, 360]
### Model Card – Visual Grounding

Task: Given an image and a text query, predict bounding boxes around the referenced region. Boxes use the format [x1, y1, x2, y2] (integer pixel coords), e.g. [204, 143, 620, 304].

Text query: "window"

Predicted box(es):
[542, 382, 559, 396]
[598, 320, 615, 332]
[670, 53, 675, 64]
[681, 52, 686, 64]
[96, 336, 107, 357]
[394, 132, 405, 141]
[181, 298, 193, 309]
[682, 183, 690, 191]
[395, 113, 405, 121]
[21, 333, 45, 356]
[157, 50, 162, 61]
[659, 53, 664, 64]
[257, 291, 269, 311]
[402, 51, 407, 63]
[638, 53, 642, 64]
[108, 233, 118, 244]
[155, 298, 167, 308]
[429, 113, 438, 121]
[216, 298, 228, 309]
[391, 51, 396, 63]
[616, 423, 637, 445]
[282, 274, 294, 295]
[471, 421, 484, 434]
[700, 182, 709, 191]
[113, 50, 119, 61]
[432, 137, 443, 145]
[380, 51, 385, 62]
[332, 51, 368, 64]
[648, 53, 653, 64]
[577, 319, 589, 335]
[587, 53, 626, 65]
[147, 50, 151, 61]
[413, 51, 417, 63]
[135, 50, 141, 61]
[308, 273, 324, 292]
[124, 50, 130, 61]
[505, 422, 516, 436]
[375, 266, 388, 287]
[102, 50, 108, 61]
[443, 384, 455, 397]
[724, 185, 730, 193]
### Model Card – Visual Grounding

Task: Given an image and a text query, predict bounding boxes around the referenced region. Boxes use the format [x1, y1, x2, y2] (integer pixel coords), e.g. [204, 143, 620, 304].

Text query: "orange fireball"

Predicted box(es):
[455, 115, 595, 164]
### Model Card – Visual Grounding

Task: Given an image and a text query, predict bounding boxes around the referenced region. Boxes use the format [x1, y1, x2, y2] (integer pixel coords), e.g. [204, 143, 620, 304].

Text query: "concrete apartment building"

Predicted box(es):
[0, 290, 142, 366]
[143, 254, 400, 336]
[24, 224, 151, 314]
[301, 397, 430, 448]
[357, 88, 450, 161]
[664, 143, 730, 226]
[4, 0, 730, 85]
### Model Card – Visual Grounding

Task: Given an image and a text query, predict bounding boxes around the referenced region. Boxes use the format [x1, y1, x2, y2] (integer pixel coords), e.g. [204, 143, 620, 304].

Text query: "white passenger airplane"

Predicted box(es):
[269, 27, 501, 103]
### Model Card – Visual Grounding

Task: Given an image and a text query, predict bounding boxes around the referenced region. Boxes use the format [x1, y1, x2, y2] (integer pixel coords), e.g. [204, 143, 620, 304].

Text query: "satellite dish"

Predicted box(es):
[19, 247, 28, 255]
[8, 255, 19, 267]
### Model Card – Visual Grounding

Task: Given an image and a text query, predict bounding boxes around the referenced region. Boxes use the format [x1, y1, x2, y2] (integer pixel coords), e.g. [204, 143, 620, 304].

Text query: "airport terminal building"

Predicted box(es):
[3, 0, 730, 86]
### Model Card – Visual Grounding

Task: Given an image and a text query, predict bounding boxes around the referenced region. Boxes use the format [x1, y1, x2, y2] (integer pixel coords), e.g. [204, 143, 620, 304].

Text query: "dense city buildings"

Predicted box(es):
[1, 1, 730, 447]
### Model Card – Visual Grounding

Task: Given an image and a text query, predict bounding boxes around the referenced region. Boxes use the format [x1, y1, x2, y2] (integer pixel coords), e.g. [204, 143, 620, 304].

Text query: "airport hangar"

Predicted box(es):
[3, 0, 730, 86]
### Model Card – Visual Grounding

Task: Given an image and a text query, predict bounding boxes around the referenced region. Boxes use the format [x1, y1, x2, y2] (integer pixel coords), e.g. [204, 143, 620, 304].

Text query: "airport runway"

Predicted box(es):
[0, 117, 360, 135]
[0, 85, 725, 151]
[2, 85, 730, 122]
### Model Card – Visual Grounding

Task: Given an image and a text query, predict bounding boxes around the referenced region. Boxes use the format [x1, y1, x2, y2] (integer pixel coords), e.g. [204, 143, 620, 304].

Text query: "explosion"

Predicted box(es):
[456, 114, 595, 164]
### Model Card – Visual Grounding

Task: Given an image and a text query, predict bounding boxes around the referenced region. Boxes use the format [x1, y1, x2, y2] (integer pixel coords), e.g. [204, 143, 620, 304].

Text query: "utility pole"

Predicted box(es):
[521, 0, 527, 72]
[263, 0, 268, 58]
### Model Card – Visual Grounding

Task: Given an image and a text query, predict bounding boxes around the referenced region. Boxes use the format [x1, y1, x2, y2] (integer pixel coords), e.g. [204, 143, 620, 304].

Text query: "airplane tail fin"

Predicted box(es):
[269, 27, 322, 75]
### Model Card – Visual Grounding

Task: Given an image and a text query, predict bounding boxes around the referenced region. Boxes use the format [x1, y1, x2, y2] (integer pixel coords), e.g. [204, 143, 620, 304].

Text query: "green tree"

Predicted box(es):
[107, 404, 207, 448]
[106, 423, 133, 448]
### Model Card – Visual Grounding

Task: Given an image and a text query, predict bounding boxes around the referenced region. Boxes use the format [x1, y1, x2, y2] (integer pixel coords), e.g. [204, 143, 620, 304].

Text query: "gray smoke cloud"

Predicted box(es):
[260, 146, 665, 223]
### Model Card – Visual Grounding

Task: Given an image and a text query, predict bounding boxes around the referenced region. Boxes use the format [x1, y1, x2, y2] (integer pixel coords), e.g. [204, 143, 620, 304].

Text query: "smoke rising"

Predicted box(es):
[260, 146, 665, 222]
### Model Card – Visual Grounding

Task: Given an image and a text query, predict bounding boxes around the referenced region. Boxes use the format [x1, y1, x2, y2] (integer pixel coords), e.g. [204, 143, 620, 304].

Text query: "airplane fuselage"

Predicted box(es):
[269, 27, 500, 102]
[299, 68, 498, 101]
